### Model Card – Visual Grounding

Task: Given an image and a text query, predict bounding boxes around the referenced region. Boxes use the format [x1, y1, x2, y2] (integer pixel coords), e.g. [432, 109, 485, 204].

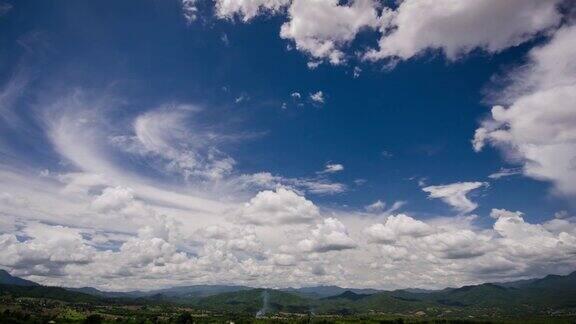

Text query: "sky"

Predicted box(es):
[0, 0, 576, 291]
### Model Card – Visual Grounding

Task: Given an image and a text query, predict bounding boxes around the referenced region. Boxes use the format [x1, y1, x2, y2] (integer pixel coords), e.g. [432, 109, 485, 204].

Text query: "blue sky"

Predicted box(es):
[0, 0, 575, 290]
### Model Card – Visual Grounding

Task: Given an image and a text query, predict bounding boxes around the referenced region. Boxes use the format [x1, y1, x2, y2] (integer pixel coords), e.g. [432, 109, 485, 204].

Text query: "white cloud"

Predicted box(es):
[422, 181, 487, 213]
[353, 66, 361, 78]
[270, 253, 297, 266]
[290, 92, 301, 99]
[490, 209, 575, 263]
[91, 186, 135, 212]
[0, 192, 29, 208]
[364, 212, 576, 284]
[237, 188, 320, 225]
[310, 90, 325, 104]
[296, 179, 346, 195]
[39, 93, 235, 219]
[298, 217, 357, 253]
[215, 0, 290, 21]
[1, 172, 576, 290]
[234, 93, 249, 103]
[488, 167, 522, 179]
[307, 61, 321, 69]
[365, 214, 432, 244]
[111, 107, 238, 181]
[3, 37, 576, 290]
[364, 200, 405, 215]
[365, 200, 385, 212]
[423, 229, 491, 259]
[280, 0, 379, 64]
[181, 0, 198, 24]
[554, 210, 571, 220]
[473, 24, 576, 197]
[365, 0, 563, 61]
[234, 171, 347, 195]
[205, 0, 562, 67]
[322, 162, 344, 173]
[490, 208, 524, 219]
[0, 223, 94, 277]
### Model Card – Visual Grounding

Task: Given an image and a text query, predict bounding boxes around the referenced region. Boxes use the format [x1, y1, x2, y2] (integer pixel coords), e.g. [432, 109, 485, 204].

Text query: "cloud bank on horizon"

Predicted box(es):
[0, 0, 575, 291]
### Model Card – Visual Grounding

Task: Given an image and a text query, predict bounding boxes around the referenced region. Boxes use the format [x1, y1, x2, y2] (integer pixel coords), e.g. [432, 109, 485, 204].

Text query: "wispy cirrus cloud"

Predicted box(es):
[488, 168, 522, 180]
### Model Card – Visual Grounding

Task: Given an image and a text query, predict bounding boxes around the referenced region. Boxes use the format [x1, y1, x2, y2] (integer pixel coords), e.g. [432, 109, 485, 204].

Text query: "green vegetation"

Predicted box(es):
[0, 284, 102, 303]
[0, 271, 575, 323]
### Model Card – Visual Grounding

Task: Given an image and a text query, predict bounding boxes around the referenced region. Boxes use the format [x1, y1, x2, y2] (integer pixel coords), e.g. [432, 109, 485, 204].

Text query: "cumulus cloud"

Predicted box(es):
[473, 24, 576, 197]
[280, 0, 379, 64]
[204, 0, 563, 66]
[0, 223, 94, 277]
[365, 214, 432, 244]
[490, 208, 524, 219]
[2, 168, 576, 290]
[554, 210, 572, 220]
[91, 186, 135, 212]
[422, 182, 487, 213]
[490, 209, 576, 263]
[298, 217, 357, 253]
[365, 0, 563, 61]
[237, 187, 320, 225]
[424, 229, 491, 260]
[310, 91, 325, 104]
[234, 171, 347, 195]
[270, 253, 297, 266]
[215, 0, 290, 21]
[364, 212, 576, 284]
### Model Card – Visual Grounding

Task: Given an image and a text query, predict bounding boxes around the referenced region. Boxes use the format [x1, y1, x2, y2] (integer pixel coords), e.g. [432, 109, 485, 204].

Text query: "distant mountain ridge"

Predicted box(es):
[2, 268, 576, 317]
[282, 285, 381, 298]
[0, 269, 39, 287]
[323, 290, 371, 301]
[69, 284, 380, 300]
[67, 284, 251, 299]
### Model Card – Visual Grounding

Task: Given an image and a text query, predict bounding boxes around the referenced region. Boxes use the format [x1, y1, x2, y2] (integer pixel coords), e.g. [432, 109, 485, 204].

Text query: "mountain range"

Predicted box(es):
[0, 269, 39, 287]
[1, 269, 575, 318]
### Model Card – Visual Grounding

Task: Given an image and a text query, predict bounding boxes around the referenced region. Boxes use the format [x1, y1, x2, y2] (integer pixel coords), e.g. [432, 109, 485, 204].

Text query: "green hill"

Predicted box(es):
[429, 283, 518, 307]
[315, 290, 436, 316]
[518, 271, 576, 309]
[0, 284, 102, 303]
[187, 288, 312, 314]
